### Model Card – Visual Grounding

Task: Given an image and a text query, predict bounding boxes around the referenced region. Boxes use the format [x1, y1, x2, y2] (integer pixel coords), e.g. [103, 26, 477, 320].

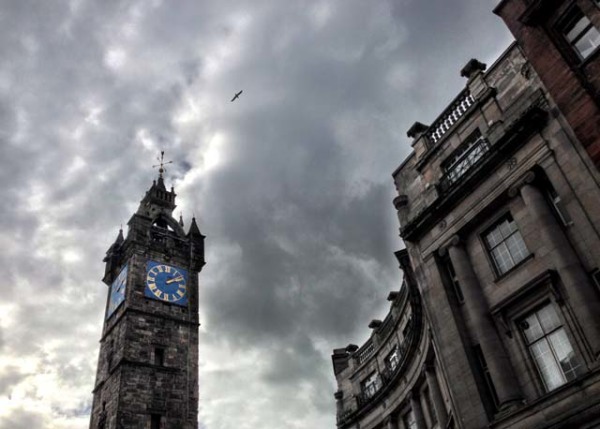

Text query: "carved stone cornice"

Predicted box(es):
[438, 234, 462, 257]
[393, 195, 409, 210]
[400, 92, 548, 242]
[508, 170, 536, 198]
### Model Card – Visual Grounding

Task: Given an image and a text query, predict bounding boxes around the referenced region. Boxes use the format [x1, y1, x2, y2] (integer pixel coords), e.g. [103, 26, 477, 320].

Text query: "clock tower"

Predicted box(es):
[89, 162, 205, 429]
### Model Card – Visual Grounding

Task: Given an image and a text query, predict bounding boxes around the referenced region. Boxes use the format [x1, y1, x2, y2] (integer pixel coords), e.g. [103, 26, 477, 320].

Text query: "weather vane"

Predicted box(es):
[152, 150, 173, 178]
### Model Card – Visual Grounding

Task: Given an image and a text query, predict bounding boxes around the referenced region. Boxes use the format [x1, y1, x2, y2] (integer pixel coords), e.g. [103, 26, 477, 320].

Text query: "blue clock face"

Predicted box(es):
[106, 264, 128, 319]
[144, 260, 188, 306]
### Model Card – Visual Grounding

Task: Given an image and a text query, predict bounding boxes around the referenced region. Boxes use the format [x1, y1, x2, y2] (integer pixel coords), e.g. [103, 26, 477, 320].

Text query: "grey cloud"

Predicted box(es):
[0, 408, 45, 429]
[0, 0, 513, 427]
[0, 367, 28, 396]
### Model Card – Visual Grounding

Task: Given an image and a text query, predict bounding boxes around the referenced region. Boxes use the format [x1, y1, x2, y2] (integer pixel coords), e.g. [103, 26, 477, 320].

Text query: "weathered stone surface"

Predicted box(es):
[336, 35, 600, 429]
[90, 175, 205, 429]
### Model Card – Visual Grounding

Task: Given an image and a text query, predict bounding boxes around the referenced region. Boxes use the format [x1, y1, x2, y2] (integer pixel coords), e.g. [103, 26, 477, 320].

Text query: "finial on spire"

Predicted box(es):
[179, 212, 185, 228]
[152, 150, 173, 179]
[115, 227, 125, 245]
[188, 216, 203, 238]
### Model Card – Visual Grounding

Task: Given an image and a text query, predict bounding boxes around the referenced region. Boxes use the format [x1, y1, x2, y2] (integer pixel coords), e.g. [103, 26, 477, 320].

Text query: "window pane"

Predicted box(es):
[505, 232, 529, 265]
[574, 26, 600, 58]
[565, 15, 591, 42]
[521, 304, 581, 393]
[523, 313, 544, 344]
[530, 338, 565, 391]
[498, 219, 513, 239]
[442, 132, 489, 185]
[492, 243, 513, 274]
[484, 215, 530, 275]
[486, 228, 503, 248]
[537, 305, 561, 333]
[362, 372, 381, 398]
[548, 329, 580, 382]
[506, 217, 518, 234]
[386, 347, 400, 371]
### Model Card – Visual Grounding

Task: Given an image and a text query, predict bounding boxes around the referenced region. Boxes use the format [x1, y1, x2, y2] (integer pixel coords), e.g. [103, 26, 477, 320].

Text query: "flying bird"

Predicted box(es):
[231, 90, 243, 102]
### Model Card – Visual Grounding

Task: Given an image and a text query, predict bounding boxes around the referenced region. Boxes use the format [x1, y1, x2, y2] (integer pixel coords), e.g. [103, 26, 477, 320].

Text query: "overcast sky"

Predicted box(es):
[0, 1, 513, 428]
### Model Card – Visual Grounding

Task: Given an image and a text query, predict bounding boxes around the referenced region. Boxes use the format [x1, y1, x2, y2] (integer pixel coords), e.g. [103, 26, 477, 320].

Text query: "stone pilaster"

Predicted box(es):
[383, 413, 398, 429]
[446, 236, 522, 409]
[409, 391, 427, 429]
[424, 363, 448, 428]
[514, 172, 600, 357]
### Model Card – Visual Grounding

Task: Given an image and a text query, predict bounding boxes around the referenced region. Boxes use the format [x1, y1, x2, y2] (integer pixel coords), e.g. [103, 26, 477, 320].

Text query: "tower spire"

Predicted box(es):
[138, 151, 177, 216]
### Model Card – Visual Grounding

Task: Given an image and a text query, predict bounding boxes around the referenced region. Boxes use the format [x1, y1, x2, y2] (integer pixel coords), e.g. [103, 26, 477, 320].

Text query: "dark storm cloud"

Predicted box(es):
[0, 0, 512, 427]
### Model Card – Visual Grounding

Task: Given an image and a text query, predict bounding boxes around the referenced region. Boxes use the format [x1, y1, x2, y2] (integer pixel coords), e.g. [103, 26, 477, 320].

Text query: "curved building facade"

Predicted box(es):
[333, 17, 600, 428]
[333, 250, 453, 429]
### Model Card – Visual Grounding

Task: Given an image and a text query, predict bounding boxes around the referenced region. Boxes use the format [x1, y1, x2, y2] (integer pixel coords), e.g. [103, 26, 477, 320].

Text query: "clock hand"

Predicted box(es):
[166, 276, 184, 284]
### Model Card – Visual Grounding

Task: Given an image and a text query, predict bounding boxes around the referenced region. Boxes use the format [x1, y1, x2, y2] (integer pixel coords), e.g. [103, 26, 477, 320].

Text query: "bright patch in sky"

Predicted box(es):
[104, 47, 127, 71]
[0, 0, 513, 428]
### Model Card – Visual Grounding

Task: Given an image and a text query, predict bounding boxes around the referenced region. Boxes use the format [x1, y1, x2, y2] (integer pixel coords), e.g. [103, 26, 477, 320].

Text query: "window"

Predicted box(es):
[150, 414, 162, 429]
[440, 253, 464, 303]
[473, 345, 499, 411]
[403, 317, 413, 339]
[361, 372, 381, 399]
[442, 130, 490, 188]
[546, 187, 572, 226]
[154, 347, 165, 366]
[107, 341, 115, 368]
[592, 269, 600, 292]
[385, 346, 400, 372]
[403, 410, 417, 429]
[484, 215, 530, 275]
[561, 7, 600, 59]
[422, 387, 437, 427]
[520, 303, 581, 391]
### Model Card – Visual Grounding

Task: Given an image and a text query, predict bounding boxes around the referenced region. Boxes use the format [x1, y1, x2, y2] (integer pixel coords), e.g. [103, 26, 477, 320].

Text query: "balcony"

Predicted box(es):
[427, 89, 475, 144]
[439, 135, 491, 193]
[355, 340, 375, 365]
[354, 320, 415, 408]
[400, 89, 549, 242]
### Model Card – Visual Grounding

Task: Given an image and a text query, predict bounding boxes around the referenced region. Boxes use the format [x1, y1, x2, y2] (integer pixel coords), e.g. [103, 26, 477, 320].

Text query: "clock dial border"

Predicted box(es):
[106, 263, 128, 319]
[144, 260, 189, 307]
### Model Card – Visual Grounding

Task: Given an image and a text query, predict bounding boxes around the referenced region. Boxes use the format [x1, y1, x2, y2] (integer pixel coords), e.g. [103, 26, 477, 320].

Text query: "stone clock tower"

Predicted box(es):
[89, 164, 205, 429]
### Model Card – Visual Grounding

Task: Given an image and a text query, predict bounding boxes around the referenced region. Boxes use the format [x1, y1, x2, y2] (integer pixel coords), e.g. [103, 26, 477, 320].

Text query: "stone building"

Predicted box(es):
[332, 18, 600, 429]
[332, 249, 450, 429]
[495, 0, 600, 169]
[89, 165, 205, 429]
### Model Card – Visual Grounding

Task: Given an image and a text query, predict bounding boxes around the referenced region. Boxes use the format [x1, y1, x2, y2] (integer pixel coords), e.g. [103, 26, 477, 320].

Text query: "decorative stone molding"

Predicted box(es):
[393, 195, 409, 210]
[387, 291, 399, 302]
[407, 122, 430, 139]
[460, 59, 487, 79]
[438, 234, 462, 257]
[508, 170, 536, 198]
[345, 344, 359, 353]
[369, 320, 383, 329]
